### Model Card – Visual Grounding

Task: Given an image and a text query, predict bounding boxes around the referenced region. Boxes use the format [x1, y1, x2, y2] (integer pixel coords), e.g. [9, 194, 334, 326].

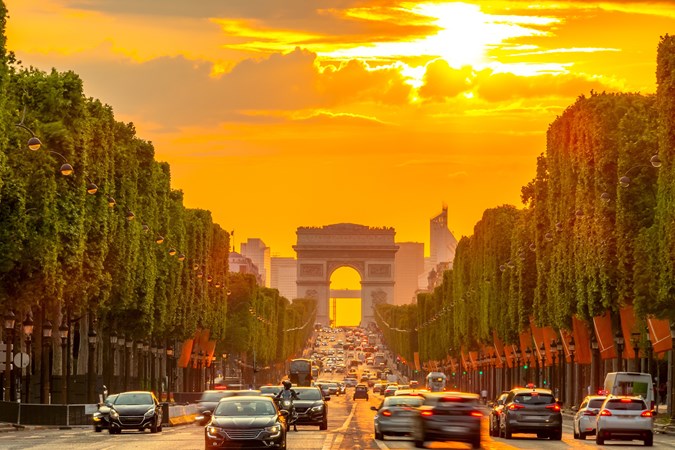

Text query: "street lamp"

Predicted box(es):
[539, 342, 546, 388]
[124, 338, 133, 391]
[136, 341, 144, 390]
[3, 311, 15, 402]
[58, 319, 68, 404]
[615, 331, 625, 371]
[109, 331, 117, 393]
[21, 314, 34, 403]
[40, 319, 52, 403]
[150, 343, 157, 394]
[166, 345, 174, 399]
[569, 337, 576, 407]
[590, 333, 599, 393]
[87, 326, 97, 403]
[556, 339, 564, 401]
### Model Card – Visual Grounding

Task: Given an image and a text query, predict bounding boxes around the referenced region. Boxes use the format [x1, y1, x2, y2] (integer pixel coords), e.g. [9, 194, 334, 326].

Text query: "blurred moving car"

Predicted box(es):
[92, 393, 118, 432]
[196, 390, 263, 425]
[108, 391, 163, 434]
[203, 396, 287, 449]
[488, 392, 509, 437]
[293, 386, 329, 430]
[412, 392, 482, 449]
[500, 387, 562, 440]
[372, 395, 424, 440]
[572, 394, 606, 440]
[595, 395, 654, 446]
[383, 385, 398, 397]
[373, 383, 384, 394]
[354, 384, 369, 400]
[395, 389, 428, 397]
[260, 385, 283, 398]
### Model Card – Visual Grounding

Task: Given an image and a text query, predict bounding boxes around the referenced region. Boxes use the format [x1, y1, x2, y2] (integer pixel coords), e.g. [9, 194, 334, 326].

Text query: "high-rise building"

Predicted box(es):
[240, 238, 271, 287]
[271, 257, 297, 300]
[429, 205, 458, 268]
[394, 242, 425, 305]
[228, 251, 263, 285]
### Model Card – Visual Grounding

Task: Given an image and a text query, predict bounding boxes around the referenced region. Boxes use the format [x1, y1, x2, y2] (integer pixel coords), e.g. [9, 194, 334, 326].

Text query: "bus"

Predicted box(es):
[289, 358, 313, 386]
[426, 372, 447, 392]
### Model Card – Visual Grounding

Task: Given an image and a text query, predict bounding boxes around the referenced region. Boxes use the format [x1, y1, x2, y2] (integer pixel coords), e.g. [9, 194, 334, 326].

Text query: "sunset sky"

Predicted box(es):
[4, 1, 674, 259]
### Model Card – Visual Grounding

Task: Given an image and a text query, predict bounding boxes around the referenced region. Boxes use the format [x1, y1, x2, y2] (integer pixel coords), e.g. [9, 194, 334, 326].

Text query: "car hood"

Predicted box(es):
[293, 400, 323, 408]
[112, 404, 154, 416]
[198, 402, 219, 412]
[211, 416, 276, 428]
[96, 405, 112, 415]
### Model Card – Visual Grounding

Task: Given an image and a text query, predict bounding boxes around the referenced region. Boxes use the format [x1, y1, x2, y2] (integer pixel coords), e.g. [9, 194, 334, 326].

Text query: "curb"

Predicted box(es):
[169, 414, 197, 426]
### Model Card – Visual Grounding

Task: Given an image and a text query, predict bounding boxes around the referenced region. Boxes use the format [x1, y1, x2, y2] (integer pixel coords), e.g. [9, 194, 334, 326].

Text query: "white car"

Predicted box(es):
[572, 395, 606, 439]
[595, 395, 654, 446]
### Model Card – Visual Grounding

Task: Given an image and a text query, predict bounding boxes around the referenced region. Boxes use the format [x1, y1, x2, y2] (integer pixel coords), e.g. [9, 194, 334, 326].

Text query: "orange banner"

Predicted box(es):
[647, 317, 672, 354]
[177, 339, 194, 369]
[560, 329, 572, 363]
[493, 332, 505, 368]
[414, 352, 421, 371]
[503, 344, 514, 369]
[519, 330, 536, 367]
[469, 351, 478, 370]
[593, 312, 617, 360]
[205, 340, 217, 367]
[542, 327, 558, 366]
[530, 322, 545, 364]
[619, 305, 640, 359]
[572, 316, 592, 365]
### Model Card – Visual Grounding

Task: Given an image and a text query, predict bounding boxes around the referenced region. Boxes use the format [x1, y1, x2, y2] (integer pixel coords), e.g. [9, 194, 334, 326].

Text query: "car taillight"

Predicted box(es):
[641, 410, 653, 418]
[620, 398, 632, 403]
[599, 409, 612, 416]
[470, 411, 483, 418]
[381, 410, 392, 417]
[421, 411, 433, 417]
[583, 410, 597, 416]
[509, 404, 525, 410]
[546, 404, 560, 412]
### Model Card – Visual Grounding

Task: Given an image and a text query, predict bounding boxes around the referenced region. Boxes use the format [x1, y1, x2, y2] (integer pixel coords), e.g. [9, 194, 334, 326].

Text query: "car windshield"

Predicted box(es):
[296, 389, 322, 400]
[215, 400, 276, 416]
[606, 399, 646, 410]
[384, 397, 423, 407]
[104, 394, 118, 406]
[200, 392, 227, 402]
[260, 386, 282, 394]
[514, 393, 555, 405]
[588, 398, 606, 408]
[115, 393, 153, 405]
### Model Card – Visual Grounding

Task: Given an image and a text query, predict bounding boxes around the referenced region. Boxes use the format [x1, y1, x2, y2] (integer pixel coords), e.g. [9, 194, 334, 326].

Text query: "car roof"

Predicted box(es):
[218, 395, 273, 402]
[510, 388, 553, 394]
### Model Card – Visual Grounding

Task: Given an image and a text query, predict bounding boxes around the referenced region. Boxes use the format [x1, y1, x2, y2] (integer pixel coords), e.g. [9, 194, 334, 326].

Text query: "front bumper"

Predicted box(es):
[109, 414, 156, 430]
[294, 406, 326, 424]
[205, 427, 284, 449]
[92, 414, 110, 429]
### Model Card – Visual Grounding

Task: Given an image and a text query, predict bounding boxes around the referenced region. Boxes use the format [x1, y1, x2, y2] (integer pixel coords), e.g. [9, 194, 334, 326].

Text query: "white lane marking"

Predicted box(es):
[374, 439, 388, 449]
[331, 433, 344, 450]
[335, 403, 357, 432]
[321, 433, 334, 450]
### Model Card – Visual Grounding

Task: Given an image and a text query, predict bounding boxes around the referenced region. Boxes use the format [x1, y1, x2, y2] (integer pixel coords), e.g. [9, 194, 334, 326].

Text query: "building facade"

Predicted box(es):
[240, 238, 271, 287]
[271, 256, 297, 300]
[394, 242, 425, 305]
[228, 251, 263, 285]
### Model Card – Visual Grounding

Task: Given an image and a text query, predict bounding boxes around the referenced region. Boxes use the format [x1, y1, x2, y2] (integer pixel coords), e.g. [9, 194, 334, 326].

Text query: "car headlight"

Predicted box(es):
[311, 405, 324, 412]
[207, 425, 223, 436]
[144, 408, 155, 418]
[110, 410, 119, 419]
[265, 425, 281, 435]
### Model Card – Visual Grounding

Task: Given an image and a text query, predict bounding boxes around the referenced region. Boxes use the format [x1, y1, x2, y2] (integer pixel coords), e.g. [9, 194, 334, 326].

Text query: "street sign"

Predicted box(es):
[14, 352, 30, 369]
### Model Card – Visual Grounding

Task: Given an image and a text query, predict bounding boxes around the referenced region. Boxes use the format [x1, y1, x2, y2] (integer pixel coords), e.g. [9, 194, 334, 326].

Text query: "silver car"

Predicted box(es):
[371, 395, 424, 440]
[572, 395, 606, 439]
[596, 395, 654, 446]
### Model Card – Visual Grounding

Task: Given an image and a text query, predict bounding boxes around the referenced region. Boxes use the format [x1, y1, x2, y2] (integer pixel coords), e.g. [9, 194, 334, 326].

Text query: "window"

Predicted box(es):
[514, 393, 555, 405]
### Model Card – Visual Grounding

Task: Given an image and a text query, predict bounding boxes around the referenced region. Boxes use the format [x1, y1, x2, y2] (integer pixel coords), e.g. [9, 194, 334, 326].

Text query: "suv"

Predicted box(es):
[572, 394, 606, 440]
[596, 395, 654, 446]
[500, 387, 562, 440]
[292, 387, 329, 430]
[412, 392, 482, 449]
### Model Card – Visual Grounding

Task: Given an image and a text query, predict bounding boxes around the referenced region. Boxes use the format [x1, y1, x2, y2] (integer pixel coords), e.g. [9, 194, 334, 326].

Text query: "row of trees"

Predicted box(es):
[377, 35, 675, 366]
[0, 1, 311, 391]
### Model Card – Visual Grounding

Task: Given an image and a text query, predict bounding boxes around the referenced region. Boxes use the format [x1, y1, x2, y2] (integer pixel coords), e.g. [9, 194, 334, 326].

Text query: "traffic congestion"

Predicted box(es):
[0, 325, 668, 449]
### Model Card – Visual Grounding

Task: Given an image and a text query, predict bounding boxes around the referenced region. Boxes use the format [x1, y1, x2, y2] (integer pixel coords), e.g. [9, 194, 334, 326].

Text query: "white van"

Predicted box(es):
[603, 372, 655, 411]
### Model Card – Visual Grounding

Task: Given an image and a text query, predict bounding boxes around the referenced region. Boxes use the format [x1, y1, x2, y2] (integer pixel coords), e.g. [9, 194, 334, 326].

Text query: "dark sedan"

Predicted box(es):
[412, 392, 482, 449]
[204, 396, 287, 449]
[292, 386, 329, 430]
[108, 391, 163, 434]
[488, 392, 509, 437]
[196, 390, 262, 425]
[499, 387, 562, 440]
[92, 394, 118, 432]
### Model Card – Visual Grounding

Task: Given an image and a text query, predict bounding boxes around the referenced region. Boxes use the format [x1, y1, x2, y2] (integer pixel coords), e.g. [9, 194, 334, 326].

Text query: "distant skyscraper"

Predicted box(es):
[271, 257, 297, 300]
[228, 251, 263, 285]
[429, 205, 457, 268]
[240, 238, 271, 287]
[394, 242, 425, 305]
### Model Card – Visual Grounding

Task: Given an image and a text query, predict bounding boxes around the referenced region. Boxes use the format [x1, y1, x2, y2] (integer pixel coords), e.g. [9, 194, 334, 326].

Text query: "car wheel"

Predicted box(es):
[150, 420, 158, 433]
[374, 428, 383, 440]
[504, 422, 512, 439]
[596, 433, 605, 445]
[94, 426, 102, 433]
[537, 432, 546, 439]
[108, 427, 116, 435]
[471, 437, 481, 449]
[320, 417, 328, 431]
[579, 431, 586, 440]
[573, 426, 579, 439]
[645, 431, 653, 447]
[414, 438, 425, 448]
[551, 429, 562, 441]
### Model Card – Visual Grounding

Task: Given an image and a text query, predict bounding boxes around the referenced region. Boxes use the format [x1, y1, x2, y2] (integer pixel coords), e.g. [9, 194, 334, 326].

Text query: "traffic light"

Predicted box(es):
[523, 364, 529, 370]
[479, 370, 483, 375]
[543, 379, 547, 385]
[462, 371, 467, 375]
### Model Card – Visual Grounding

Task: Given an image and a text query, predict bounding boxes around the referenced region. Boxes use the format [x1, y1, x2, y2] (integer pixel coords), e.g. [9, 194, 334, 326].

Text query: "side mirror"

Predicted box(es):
[571, 406, 578, 412]
[197, 411, 212, 426]
[370, 406, 378, 411]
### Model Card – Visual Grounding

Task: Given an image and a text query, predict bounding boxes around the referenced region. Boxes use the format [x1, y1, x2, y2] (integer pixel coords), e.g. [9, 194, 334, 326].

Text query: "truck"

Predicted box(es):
[426, 371, 447, 392]
[603, 372, 655, 411]
[374, 352, 386, 367]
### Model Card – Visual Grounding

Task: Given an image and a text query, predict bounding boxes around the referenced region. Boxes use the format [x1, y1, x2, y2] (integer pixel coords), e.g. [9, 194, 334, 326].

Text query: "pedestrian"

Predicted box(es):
[480, 388, 488, 404]
[659, 382, 667, 405]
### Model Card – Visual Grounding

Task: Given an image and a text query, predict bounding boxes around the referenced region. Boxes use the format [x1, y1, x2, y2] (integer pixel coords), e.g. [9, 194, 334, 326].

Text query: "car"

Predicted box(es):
[412, 392, 482, 449]
[197, 390, 232, 415]
[203, 396, 287, 449]
[373, 383, 384, 394]
[354, 384, 369, 400]
[292, 386, 329, 430]
[395, 389, 428, 397]
[572, 394, 606, 439]
[372, 394, 424, 440]
[383, 385, 398, 397]
[344, 377, 358, 387]
[92, 393, 118, 432]
[595, 395, 654, 446]
[499, 387, 562, 440]
[488, 392, 509, 437]
[260, 385, 283, 398]
[107, 391, 163, 434]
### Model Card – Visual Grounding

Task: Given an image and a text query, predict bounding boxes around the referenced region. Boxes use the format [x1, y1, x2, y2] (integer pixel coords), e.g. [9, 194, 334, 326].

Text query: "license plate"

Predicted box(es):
[445, 426, 466, 433]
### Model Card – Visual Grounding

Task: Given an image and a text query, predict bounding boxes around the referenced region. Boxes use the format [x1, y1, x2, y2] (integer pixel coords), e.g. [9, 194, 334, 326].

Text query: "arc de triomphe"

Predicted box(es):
[293, 224, 398, 327]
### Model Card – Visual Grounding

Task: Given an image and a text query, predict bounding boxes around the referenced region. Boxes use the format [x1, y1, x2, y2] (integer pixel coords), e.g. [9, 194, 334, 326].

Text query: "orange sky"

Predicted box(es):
[5, 1, 673, 257]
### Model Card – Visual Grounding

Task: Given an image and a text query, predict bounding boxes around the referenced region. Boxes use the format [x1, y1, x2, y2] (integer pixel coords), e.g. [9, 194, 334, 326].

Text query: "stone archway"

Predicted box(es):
[293, 224, 398, 327]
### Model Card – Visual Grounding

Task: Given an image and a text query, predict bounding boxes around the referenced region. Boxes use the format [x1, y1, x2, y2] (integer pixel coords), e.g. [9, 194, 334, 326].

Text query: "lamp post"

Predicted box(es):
[87, 326, 97, 403]
[166, 345, 174, 400]
[150, 342, 157, 394]
[556, 339, 564, 402]
[615, 331, 625, 372]
[143, 341, 150, 391]
[22, 314, 34, 403]
[40, 319, 52, 403]
[525, 347, 532, 384]
[590, 333, 599, 393]
[109, 331, 117, 393]
[515, 348, 522, 385]
[632, 332, 640, 372]
[569, 337, 576, 407]
[539, 342, 546, 388]
[125, 338, 133, 391]
[3, 311, 15, 401]
[670, 322, 675, 425]
[58, 319, 68, 404]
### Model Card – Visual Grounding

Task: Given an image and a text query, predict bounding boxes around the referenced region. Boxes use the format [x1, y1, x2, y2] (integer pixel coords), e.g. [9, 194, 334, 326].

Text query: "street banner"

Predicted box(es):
[647, 316, 672, 354]
[572, 316, 592, 364]
[592, 311, 617, 360]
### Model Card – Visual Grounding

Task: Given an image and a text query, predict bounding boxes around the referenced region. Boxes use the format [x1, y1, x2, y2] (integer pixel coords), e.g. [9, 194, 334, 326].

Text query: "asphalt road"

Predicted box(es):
[2, 391, 675, 449]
